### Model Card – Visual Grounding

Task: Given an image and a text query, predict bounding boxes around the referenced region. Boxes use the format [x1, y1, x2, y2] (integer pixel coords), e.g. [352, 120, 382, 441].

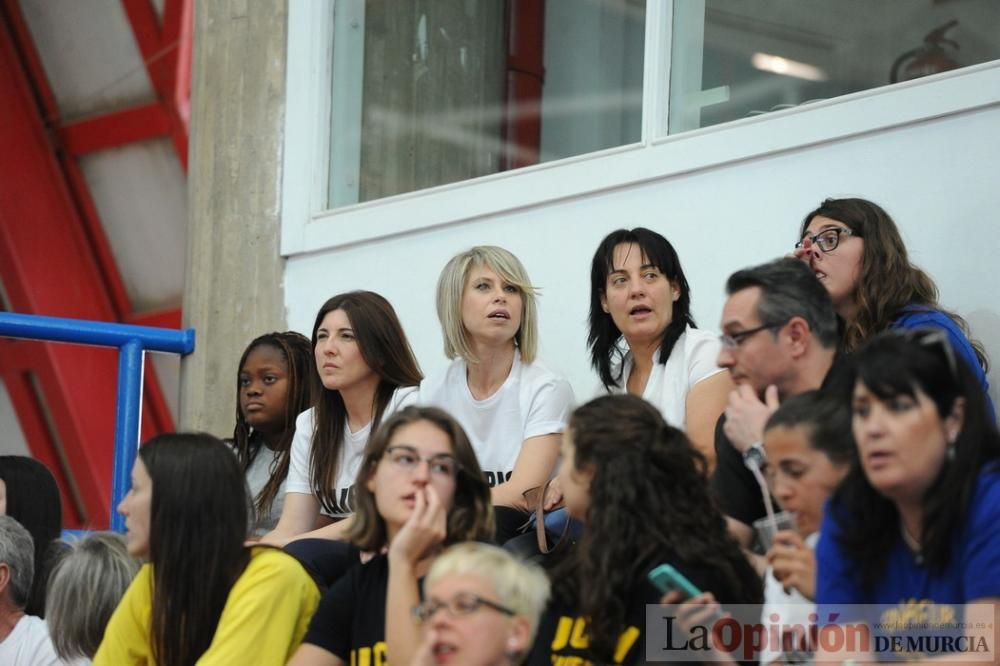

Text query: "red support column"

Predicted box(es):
[504, 0, 546, 170]
[0, 11, 175, 528]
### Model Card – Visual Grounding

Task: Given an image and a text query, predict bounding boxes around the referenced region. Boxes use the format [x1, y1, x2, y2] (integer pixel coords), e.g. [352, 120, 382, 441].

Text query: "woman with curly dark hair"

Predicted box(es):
[232, 331, 315, 534]
[527, 394, 761, 665]
[795, 197, 992, 417]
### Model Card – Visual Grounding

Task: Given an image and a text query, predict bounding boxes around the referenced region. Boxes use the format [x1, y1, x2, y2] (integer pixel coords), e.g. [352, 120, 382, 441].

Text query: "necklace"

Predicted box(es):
[900, 523, 924, 566]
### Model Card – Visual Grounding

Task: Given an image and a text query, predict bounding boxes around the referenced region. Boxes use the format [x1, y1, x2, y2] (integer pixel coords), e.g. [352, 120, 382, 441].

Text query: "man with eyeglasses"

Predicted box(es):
[711, 258, 841, 551]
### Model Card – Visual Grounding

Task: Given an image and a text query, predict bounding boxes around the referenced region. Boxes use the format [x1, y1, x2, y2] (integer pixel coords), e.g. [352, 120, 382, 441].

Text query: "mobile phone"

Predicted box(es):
[648, 563, 702, 599]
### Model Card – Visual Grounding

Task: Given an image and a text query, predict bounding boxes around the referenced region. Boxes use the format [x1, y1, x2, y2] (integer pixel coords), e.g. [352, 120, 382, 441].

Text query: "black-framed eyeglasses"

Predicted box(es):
[384, 445, 461, 479]
[413, 592, 516, 624]
[719, 321, 787, 349]
[794, 227, 857, 253]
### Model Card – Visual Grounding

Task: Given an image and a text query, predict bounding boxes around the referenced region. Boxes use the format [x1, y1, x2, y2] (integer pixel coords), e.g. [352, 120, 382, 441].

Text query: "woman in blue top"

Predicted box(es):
[795, 197, 993, 417]
[815, 329, 1000, 661]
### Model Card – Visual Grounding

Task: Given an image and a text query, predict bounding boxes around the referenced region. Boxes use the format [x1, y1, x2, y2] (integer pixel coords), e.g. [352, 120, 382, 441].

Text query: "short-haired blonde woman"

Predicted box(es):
[406, 542, 550, 665]
[288, 406, 494, 666]
[46, 532, 138, 663]
[420, 246, 575, 541]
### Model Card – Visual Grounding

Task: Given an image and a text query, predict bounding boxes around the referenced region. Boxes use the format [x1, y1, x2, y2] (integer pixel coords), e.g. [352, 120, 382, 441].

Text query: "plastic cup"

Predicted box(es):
[753, 510, 797, 552]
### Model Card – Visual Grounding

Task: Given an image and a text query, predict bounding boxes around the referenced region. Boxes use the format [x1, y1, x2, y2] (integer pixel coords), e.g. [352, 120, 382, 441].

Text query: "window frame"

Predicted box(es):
[280, 0, 1000, 255]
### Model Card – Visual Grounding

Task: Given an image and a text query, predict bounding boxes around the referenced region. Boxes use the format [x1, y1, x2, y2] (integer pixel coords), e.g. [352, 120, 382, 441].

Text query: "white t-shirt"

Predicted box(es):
[0, 614, 62, 666]
[759, 532, 820, 664]
[604, 326, 724, 428]
[285, 386, 418, 518]
[244, 444, 285, 535]
[418, 350, 575, 487]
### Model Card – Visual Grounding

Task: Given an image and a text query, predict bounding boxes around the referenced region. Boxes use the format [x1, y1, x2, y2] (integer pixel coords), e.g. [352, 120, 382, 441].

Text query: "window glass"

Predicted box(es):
[669, 0, 1000, 133]
[328, 0, 645, 208]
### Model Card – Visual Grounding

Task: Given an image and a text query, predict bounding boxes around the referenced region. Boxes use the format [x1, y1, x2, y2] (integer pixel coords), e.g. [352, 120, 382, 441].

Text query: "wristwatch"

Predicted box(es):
[742, 442, 767, 470]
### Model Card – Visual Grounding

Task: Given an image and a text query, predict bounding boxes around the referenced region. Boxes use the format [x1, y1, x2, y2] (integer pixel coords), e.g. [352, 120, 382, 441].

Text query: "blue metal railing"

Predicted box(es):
[0, 312, 195, 532]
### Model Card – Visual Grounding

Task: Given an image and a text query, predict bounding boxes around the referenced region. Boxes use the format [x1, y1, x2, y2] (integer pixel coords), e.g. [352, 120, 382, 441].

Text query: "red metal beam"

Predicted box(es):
[59, 102, 171, 156]
[127, 307, 182, 330]
[121, 0, 189, 169]
[0, 12, 176, 528]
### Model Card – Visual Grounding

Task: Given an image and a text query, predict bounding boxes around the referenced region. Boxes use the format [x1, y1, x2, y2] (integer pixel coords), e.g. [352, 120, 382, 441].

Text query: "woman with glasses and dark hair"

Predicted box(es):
[795, 197, 992, 416]
[589, 228, 731, 467]
[527, 394, 761, 665]
[408, 542, 550, 666]
[814, 330, 1000, 660]
[261, 291, 422, 547]
[288, 406, 494, 666]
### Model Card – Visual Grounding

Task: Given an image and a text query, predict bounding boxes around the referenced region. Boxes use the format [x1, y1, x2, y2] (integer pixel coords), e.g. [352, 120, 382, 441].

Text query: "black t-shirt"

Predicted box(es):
[710, 414, 767, 529]
[526, 553, 761, 666]
[303, 554, 420, 664]
[710, 358, 846, 530]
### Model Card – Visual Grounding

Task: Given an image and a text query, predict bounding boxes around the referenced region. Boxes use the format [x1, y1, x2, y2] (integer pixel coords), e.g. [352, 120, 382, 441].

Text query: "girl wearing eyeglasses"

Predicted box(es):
[288, 406, 494, 666]
[261, 291, 423, 549]
[409, 542, 550, 666]
[814, 330, 1000, 662]
[589, 228, 732, 469]
[796, 197, 992, 418]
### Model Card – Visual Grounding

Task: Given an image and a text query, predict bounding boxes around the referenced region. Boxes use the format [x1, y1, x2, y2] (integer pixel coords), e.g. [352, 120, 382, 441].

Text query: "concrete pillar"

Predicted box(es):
[180, 1, 288, 435]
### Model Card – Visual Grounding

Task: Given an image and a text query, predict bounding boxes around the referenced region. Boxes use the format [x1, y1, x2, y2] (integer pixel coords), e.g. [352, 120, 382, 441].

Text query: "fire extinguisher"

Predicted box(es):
[890, 19, 961, 83]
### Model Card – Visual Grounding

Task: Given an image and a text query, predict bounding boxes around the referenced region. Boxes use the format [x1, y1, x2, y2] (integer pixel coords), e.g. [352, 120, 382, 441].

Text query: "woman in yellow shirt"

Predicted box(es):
[94, 433, 320, 665]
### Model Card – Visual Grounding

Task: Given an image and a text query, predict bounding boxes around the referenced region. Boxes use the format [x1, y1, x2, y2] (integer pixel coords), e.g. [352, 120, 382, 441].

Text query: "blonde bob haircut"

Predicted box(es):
[425, 542, 551, 640]
[436, 246, 539, 364]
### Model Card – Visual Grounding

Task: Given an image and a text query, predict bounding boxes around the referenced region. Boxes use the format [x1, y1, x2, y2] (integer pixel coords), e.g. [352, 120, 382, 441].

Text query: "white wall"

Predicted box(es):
[284, 102, 1000, 409]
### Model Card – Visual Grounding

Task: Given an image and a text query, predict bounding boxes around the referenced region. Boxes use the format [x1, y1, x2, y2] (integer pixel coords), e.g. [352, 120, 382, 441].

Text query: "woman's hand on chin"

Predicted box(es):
[389, 486, 447, 569]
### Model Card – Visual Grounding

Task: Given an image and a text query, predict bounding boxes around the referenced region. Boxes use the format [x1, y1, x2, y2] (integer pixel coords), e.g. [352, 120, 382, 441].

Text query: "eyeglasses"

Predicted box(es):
[719, 321, 786, 348]
[896, 328, 959, 383]
[384, 445, 461, 479]
[413, 592, 516, 624]
[794, 227, 856, 253]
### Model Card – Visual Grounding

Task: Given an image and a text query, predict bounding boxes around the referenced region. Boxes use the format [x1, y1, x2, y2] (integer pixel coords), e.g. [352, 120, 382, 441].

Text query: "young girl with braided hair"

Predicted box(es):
[233, 331, 315, 534]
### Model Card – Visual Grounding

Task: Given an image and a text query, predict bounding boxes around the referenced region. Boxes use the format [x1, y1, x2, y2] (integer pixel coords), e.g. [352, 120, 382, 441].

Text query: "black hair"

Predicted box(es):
[0, 455, 62, 617]
[830, 330, 1000, 591]
[140, 433, 251, 666]
[588, 228, 695, 390]
[308, 291, 423, 514]
[233, 331, 314, 524]
[553, 395, 761, 662]
[726, 258, 839, 349]
[765, 389, 854, 466]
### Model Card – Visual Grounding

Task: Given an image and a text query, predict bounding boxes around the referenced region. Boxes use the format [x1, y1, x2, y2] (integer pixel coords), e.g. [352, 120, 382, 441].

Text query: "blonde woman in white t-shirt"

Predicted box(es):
[589, 228, 732, 469]
[419, 247, 575, 541]
[261, 291, 422, 548]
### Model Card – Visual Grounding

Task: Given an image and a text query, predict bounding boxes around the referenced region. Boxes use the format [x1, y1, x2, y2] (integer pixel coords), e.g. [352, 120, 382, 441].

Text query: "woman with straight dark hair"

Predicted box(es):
[233, 331, 315, 534]
[0, 455, 63, 618]
[815, 330, 1000, 661]
[289, 406, 494, 666]
[262, 291, 423, 547]
[796, 197, 993, 416]
[94, 433, 319, 665]
[528, 395, 761, 665]
[589, 228, 730, 467]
